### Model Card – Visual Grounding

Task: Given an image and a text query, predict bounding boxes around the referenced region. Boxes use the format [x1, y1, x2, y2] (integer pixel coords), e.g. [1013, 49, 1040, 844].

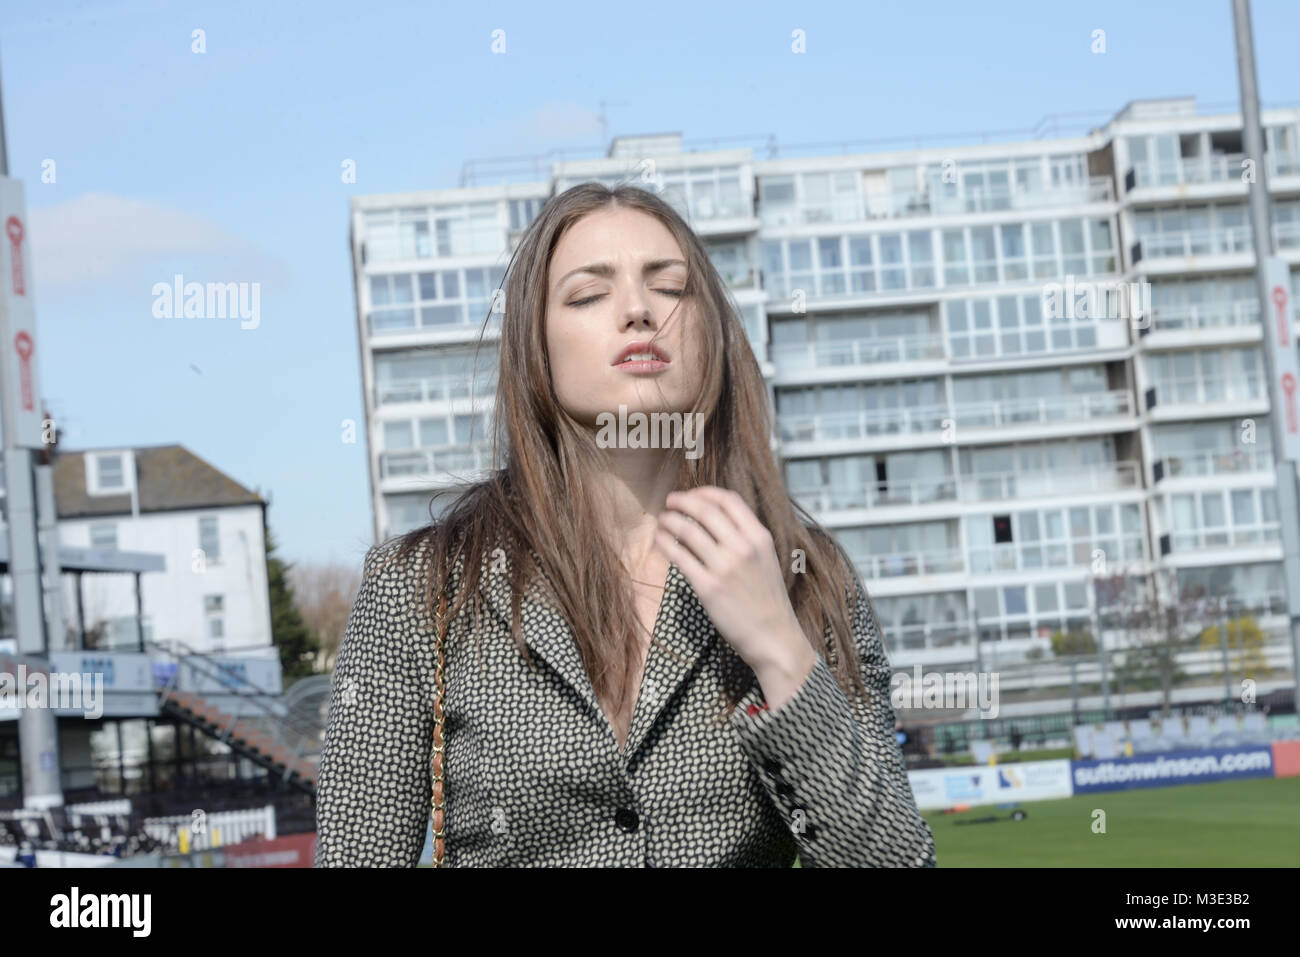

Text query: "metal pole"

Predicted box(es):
[1233, 0, 1300, 707]
[0, 46, 64, 809]
[1219, 600, 1233, 706]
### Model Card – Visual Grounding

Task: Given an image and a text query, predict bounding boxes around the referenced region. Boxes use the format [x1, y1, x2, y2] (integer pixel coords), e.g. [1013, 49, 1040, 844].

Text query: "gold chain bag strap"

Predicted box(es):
[430, 582, 450, 867]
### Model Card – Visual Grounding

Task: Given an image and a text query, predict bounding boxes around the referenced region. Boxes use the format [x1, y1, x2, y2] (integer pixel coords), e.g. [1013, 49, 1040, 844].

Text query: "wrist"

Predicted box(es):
[750, 624, 818, 687]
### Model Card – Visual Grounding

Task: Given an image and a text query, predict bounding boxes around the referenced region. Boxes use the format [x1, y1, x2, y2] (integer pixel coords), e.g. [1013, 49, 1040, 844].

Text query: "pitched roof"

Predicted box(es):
[52, 444, 265, 519]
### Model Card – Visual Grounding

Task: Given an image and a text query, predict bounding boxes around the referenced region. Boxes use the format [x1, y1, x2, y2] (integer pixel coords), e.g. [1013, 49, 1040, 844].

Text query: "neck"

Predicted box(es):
[591, 445, 682, 576]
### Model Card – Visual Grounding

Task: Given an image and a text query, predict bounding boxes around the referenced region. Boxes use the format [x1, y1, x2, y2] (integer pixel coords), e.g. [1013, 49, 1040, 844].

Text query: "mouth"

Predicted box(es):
[612, 341, 671, 373]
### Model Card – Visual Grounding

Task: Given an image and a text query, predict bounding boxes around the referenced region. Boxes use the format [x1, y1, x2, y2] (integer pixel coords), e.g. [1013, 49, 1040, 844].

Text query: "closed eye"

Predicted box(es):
[567, 289, 684, 308]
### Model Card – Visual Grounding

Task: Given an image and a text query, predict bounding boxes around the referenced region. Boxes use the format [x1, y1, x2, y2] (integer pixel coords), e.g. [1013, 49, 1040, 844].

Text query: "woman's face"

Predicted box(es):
[544, 205, 706, 428]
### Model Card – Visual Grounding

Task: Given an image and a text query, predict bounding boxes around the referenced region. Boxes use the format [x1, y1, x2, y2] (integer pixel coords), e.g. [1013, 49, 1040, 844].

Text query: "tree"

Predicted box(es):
[264, 520, 321, 679]
[1090, 567, 1201, 717]
[287, 561, 361, 672]
[1198, 614, 1271, 681]
[1050, 628, 1096, 657]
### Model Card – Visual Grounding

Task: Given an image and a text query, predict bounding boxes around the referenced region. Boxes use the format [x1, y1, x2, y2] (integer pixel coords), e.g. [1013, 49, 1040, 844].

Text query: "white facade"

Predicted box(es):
[348, 99, 1300, 669]
[56, 449, 273, 657]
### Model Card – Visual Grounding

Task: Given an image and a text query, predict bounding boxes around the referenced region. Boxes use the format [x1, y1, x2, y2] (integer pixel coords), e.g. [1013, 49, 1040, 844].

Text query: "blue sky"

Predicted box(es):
[0, 0, 1297, 569]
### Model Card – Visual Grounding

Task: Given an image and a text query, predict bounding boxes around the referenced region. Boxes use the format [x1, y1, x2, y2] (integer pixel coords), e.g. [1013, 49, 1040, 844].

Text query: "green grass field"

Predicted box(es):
[922, 775, 1300, 867]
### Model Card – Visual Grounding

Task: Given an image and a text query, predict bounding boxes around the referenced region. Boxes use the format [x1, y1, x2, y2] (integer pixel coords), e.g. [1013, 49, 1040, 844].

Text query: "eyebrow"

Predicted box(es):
[554, 258, 687, 290]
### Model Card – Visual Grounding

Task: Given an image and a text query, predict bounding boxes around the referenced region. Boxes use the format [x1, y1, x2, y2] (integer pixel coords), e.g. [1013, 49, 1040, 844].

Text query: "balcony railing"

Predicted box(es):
[929, 176, 1112, 215]
[376, 374, 497, 406]
[1149, 374, 1265, 406]
[1156, 449, 1273, 478]
[969, 534, 1146, 573]
[953, 389, 1134, 428]
[369, 308, 503, 338]
[1133, 226, 1253, 261]
[1168, 522, 1281, 552]
[853, 549, 966, 579]
[957, 461, 1141, 502]
[715, 265, 760, 289]
[1276, 221, 1300, 249]
[1148, 300, 1258, 332]
[771, 334, 945, 371]
[379, 443, 494, 479]
[777, 405, 950, 443]
[1129, 152, 1300, 189]
[758, 176, 1112, 228]
[791, 477, 959, 511]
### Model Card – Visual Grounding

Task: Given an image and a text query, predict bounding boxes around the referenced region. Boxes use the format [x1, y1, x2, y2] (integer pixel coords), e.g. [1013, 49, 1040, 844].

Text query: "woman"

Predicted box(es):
[314, 182, 937, 868]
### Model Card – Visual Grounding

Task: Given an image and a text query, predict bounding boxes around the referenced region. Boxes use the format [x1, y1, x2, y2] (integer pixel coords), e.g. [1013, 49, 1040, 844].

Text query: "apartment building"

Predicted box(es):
[348, 96, 1300, 669]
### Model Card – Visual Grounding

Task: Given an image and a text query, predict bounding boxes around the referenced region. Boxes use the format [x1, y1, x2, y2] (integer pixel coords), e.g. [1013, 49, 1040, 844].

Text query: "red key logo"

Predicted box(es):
[1273, 285, 1291, 347]
[5, 216, 24, 297]
[14, 331, 33, 411]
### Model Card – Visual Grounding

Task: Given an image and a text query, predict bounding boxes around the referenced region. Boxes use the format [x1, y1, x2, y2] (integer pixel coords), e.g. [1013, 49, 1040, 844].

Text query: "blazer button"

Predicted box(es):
[615, 808, 640, 832]
[763, 759, 782, 777]
[775, 781, 795, 800]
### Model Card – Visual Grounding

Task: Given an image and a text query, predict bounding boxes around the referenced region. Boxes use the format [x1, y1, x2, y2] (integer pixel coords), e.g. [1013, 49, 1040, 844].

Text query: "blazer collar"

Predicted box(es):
[471, 540, 718, 761]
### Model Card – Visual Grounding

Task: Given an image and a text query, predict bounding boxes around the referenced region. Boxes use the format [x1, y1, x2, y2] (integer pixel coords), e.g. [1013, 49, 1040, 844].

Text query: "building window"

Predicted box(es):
[199, 516, 220, 562]
[87, 452, 132, 495]
[90, 523, 118, 551]
[204, 594, 224, 615]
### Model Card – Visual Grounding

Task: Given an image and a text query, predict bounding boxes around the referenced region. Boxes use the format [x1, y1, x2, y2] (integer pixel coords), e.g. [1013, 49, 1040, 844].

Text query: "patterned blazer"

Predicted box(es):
[314, 533, 937, 867]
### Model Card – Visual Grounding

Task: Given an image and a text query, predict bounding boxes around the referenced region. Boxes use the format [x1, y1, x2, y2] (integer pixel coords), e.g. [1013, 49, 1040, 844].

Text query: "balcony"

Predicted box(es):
[369, 308, 503, 339]
[1128, 152, 1300, 190]
[969, 534, 1145, 574]
[1148, 374, 1264, 407]
[714, 265, 760, 290]
[791, 477, 959, 512]
[1133, 222, 1300, 264]
[379, 443, 494, 481]
[1166, 523, 1281, 553]
[957, 461, 1141, 502]
[375, 374, 497, 407]
[771, 334, 945, 373]
[953, 390, 1134, 429]
[929, 176, 1113, 216]
[1277, 221, 1300, 250]
[777, 405, 949, 444]
[1155, 449, 1273, 480]
[1131, 226, 1252, 263]
[853, 549, 966, 579]
[1148, 300, 1258, 333]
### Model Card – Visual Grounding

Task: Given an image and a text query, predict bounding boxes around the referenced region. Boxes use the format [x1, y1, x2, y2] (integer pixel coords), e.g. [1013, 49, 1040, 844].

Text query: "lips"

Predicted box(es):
[612, 341, 671, 366]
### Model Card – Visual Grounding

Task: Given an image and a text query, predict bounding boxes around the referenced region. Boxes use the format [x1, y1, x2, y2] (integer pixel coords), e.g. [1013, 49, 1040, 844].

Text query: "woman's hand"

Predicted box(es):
[654, 486, 818, 704]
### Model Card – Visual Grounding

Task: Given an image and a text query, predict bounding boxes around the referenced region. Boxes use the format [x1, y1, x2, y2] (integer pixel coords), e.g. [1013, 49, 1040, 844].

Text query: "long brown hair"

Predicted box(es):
[383, 181, 873, 720]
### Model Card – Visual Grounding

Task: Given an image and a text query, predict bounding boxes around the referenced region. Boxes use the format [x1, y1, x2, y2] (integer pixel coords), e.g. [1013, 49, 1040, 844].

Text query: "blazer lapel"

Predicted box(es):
[622, 561, 717, 760]
[475, 544, 719, 757]
[477, 544, 605, 720]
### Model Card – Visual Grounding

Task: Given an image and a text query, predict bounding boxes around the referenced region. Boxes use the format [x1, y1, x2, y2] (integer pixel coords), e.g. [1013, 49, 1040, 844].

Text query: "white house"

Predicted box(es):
[50, 444, 273, 657]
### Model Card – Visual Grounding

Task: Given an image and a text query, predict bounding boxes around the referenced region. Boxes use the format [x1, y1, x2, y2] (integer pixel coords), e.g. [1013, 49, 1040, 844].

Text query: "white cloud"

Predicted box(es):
[28, 192, 286, 288]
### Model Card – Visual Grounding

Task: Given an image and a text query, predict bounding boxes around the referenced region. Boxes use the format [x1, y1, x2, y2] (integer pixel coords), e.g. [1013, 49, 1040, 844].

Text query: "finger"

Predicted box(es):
[690, 486, 769, 545]
[664, 488, 741, 547]
[653, 527, 713, 590]
[658, 508, 724, 570]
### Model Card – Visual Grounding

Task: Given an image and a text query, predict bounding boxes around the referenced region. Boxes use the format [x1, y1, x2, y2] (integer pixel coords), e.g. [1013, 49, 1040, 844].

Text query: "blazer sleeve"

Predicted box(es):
[728, 568, 937, 868]
[314, 543, 434, 867]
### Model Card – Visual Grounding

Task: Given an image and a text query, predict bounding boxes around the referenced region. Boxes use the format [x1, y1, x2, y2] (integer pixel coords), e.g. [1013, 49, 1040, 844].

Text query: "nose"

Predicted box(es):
[620, 299, 658, 333]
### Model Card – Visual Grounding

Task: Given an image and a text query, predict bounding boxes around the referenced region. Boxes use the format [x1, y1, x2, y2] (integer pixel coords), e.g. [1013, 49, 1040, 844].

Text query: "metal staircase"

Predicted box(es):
[151, 641, 326, 796]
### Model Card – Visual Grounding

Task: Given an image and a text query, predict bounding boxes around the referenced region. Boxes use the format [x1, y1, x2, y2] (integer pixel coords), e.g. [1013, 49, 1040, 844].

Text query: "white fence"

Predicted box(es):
[142, 805, 276, 851]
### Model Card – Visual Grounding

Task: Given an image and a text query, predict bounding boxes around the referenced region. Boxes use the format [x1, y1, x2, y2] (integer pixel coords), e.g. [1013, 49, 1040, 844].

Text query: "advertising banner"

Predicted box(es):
[908, 759, 1073, 810]
[1071, 746, 1275, 794]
